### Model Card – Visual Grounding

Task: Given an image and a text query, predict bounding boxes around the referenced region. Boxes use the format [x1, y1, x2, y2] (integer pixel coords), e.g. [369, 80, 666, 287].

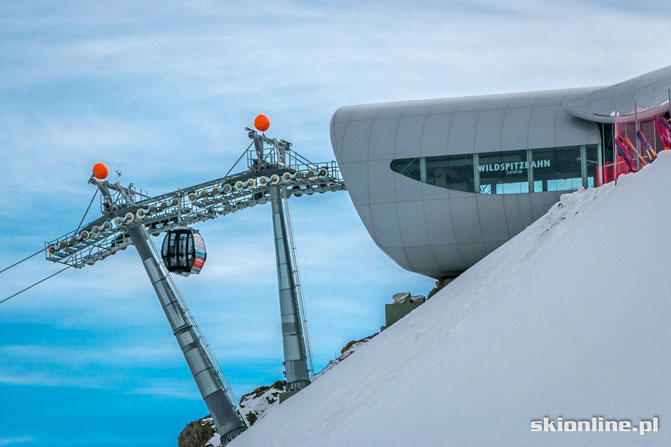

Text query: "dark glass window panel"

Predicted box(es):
[390, 158, 421, 181]
[425, 155, 474, 192]
[168, 233, 177, 267]
[187, 234, 194, 264]
[179, 233, 187, 265]
[531, 147, 581, 192]
[585, 145, 598, 188]
[477, 150, 528, 194]
[390, 145, 594, 195]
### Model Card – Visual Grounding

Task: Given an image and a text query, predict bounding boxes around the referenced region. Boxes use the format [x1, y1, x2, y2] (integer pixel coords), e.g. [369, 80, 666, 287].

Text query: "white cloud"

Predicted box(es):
[0, 437, 35, 446]
[0, 371, 104, 389]
[0, 343, 181, 366]
[2, 0, 668, 100]
[125, 382, 201, 400]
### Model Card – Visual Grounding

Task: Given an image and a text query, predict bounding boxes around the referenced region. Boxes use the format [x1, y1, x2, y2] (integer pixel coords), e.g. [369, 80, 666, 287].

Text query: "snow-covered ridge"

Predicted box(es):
[314, 334, 376, 380]
[238, 380, 285, 426]
[182, 336, 376, 447]
[184, 383, 287, 447]
[229, 151, 671, 447]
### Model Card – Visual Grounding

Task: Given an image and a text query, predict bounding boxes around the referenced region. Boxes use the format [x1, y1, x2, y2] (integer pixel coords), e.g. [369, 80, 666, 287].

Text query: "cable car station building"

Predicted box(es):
[330, 66, 671, 280]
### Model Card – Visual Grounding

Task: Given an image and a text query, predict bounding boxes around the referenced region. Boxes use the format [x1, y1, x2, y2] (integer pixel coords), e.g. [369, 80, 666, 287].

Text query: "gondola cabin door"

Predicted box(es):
[161, 228, 207, 276]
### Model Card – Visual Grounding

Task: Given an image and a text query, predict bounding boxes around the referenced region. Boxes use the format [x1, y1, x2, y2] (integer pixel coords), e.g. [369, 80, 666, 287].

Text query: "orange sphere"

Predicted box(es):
[254, 114, 270, 132]
[92, 162, 109, 180]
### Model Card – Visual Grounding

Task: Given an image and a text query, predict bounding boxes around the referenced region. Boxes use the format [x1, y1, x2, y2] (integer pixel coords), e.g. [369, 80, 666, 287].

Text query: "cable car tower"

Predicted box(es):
[44, 116, 345, 445]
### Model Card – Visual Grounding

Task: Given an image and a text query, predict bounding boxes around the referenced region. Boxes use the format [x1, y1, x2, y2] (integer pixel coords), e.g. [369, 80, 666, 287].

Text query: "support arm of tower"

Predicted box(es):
[269, 185, 310, 392]
[93, 181, 247, 445]
[126, 225, 247, 444]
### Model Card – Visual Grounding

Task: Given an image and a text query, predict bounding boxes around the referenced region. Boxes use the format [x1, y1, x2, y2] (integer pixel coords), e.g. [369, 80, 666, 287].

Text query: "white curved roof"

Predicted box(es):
[564, 65, 671, 123]
[332, 87, 602, 162]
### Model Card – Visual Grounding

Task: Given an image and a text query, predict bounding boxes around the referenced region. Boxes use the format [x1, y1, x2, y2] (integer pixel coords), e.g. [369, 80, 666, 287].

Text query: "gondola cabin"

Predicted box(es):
[161, 228, 207, 276]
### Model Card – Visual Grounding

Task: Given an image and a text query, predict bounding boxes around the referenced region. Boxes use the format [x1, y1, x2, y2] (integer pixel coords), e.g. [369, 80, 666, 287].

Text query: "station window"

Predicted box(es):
[477, 150, 529, 195]
[390, 155, 476, 193]
[425, 154, 474, 192]
[390, 144, 600, 195]
[389, 158, 421, 181]
[530, 147, 582, 192]
[585, 145, 599, 188]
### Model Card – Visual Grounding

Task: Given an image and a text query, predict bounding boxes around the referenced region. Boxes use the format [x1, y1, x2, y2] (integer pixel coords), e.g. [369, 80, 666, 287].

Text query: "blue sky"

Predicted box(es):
[1, 1, 669, 446]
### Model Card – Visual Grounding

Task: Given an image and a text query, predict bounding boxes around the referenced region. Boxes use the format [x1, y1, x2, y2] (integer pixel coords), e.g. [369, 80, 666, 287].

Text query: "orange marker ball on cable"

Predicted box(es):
[254, 114, 270, 132]
[92, 163, 109, 180]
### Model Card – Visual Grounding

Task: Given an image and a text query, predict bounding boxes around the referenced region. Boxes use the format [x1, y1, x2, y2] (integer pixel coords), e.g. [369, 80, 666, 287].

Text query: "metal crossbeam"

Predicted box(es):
[46, 144, 344, 269]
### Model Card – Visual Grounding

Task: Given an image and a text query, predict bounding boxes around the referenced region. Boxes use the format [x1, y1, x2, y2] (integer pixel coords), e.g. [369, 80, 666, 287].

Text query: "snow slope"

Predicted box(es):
[230, 152, 671, 447]
[195, 340, 376, 446]
[200, 383, 285, 447]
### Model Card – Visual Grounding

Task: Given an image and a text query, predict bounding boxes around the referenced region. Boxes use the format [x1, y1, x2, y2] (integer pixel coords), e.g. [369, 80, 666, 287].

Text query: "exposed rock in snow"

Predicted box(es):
[180, 381, 286, 447]
[315, 334, 376, 380]
[228, 152, 671, 446]
[238, 380, 285, 426]
[182, 336, 375, 446]
[203, 419, 219, 447]
[178, 417, 216, 447]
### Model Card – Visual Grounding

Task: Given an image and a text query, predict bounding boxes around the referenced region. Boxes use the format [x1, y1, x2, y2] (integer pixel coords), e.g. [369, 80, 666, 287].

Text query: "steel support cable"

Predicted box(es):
[0, 248, 46, 275]
[224, 142, 254, 179]
[76, 189, 99, 233]
[0, 189, 98, 275]
[0, 265, 71, 305]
